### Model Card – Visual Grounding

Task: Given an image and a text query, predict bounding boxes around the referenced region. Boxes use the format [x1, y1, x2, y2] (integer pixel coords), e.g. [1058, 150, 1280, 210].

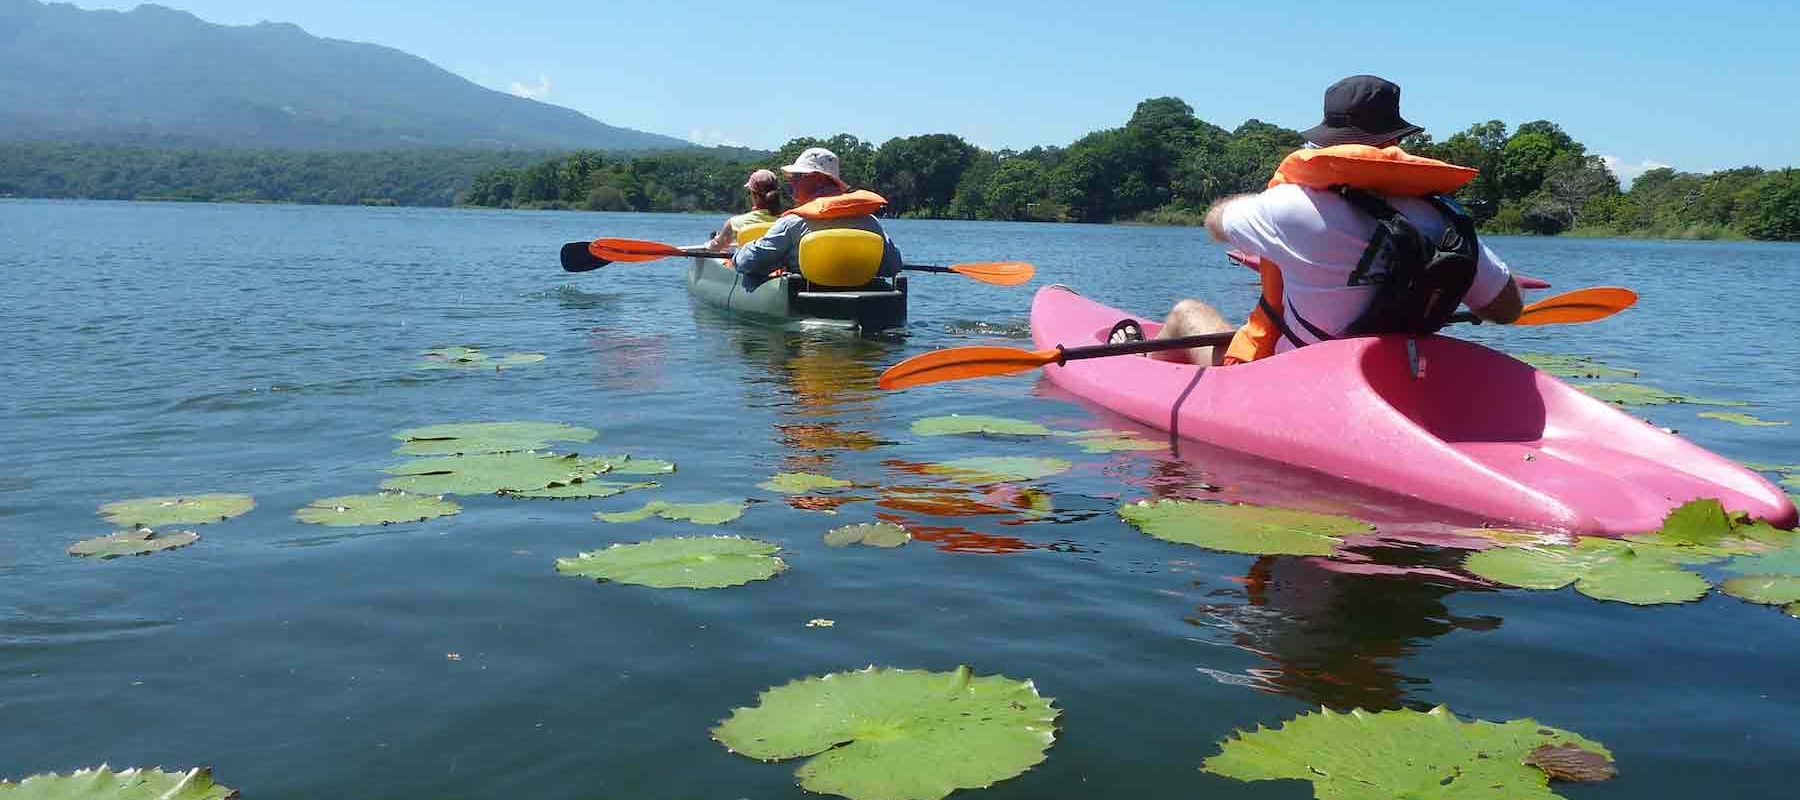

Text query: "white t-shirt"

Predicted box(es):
[1221, 183, 1513, 353]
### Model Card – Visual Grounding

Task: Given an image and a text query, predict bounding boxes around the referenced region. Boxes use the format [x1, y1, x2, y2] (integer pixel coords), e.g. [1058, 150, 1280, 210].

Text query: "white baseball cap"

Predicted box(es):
[780, 147, 846, 188]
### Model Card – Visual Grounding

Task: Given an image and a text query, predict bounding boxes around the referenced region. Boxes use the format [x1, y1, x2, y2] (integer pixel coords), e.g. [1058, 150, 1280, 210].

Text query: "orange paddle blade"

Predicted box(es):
[1516, 286, 1637, 326]
[878, 346, 1062, 390]
[589, 238, 686, 262]
[948, 261, 1035, 286]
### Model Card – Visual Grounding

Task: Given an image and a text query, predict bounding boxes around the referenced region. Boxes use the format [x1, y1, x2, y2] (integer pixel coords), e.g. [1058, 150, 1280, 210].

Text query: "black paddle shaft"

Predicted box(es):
[1058, 331, 1237, 362]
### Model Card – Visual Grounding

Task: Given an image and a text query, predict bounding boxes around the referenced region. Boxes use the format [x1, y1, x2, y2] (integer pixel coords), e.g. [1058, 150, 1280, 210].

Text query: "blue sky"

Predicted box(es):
[75, 0, 1800, 180]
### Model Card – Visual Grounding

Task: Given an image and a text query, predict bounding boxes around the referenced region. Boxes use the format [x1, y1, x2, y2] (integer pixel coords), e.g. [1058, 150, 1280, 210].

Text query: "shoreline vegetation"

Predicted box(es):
[3, 97, 1796, 241]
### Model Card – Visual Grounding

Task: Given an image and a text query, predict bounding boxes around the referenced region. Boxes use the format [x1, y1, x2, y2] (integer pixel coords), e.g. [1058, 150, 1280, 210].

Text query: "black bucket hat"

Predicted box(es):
[1301, 75, 1423, 147]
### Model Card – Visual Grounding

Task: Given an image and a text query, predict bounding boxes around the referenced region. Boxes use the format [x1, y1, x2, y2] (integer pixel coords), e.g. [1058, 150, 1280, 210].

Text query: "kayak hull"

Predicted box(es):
[1030, 285, 1797, 535]
[686, 257, 907, 331]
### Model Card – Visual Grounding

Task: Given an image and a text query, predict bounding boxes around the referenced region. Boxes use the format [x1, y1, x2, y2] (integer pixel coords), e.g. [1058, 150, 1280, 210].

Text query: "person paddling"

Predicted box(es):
[1124, 75, 1523, 365]
[731, 147, 903, 290]
[706, 169, 785, 250]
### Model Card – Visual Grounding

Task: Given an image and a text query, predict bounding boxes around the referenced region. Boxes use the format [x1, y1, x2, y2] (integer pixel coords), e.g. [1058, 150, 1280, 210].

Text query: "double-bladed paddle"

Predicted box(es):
[877, 286, 1638, 390]
[560, 237, 1035, 287]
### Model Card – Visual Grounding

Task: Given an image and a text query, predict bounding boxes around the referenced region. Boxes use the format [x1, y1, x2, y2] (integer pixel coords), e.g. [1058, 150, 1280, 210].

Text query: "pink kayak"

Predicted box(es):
[1032, 285, 1797, 535]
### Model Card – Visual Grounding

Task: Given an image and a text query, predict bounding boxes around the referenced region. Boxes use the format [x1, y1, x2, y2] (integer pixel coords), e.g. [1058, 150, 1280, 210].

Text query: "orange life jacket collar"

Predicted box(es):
[785, 189, 888, 220]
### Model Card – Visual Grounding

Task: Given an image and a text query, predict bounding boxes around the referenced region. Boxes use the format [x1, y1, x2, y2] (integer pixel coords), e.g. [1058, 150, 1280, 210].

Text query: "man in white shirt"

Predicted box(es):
[1138, 76, 1523, 365]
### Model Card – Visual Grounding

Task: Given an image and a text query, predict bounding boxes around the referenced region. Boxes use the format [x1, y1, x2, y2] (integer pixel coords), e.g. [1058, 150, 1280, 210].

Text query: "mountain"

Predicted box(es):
[0, 0, 690, 151]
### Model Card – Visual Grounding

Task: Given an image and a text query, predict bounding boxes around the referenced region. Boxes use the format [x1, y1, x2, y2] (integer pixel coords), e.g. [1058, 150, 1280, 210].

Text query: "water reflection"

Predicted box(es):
[1185, 552, 1501, 711]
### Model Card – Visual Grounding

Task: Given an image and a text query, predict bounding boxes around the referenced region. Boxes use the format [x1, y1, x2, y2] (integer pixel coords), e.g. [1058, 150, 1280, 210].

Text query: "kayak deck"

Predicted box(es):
[1031, 285, 1797, 535]
[687, 257, 907, 332]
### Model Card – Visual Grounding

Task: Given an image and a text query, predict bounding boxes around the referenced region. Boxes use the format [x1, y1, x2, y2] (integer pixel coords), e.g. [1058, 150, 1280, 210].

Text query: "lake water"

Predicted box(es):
[3, 199, 1797, 798]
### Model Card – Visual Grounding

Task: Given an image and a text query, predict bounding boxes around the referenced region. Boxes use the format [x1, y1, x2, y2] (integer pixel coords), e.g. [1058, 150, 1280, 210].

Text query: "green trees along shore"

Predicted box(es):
[458, 98, 1799, 241]
[3, 97, 1795, 240]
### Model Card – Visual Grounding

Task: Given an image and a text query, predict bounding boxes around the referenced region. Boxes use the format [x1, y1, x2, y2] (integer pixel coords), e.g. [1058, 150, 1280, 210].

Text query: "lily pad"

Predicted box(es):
[592, 454, 677, 475]
[417, 347, 545, 370]
[922, 457, 1072, 485]
[392, 421, 597, 456]
[1464, 538, 1711, 605]
[1119, 500, 1368, 556]
[1784, 474, 1800, 490]
[1576, 381, 1748, 407]
[1065, 434, 1165, 453]
[294, 493, 460, 526]
[824, 522, 911, 548]
[1741, 462, 1800, 474]
[596, 500, 745, 525]
[1203, 705, 1613, 799]
[911, 415, 1052, 437]
[67, 528, 199, 559]
[1515, 352, 1638, 379]
[1698, 411, 1788, 427]
[555, 535, 785, 589]
[99, 494, 253, 528]
[760, 472, 854, 494]
[1722, 543, 1800, 576]
[1718, 574, 1800, 606]
[712, 665, 1057, 800]
[504, 481, 658, 500]
[381, 452, 608, 495]
[0, 766, 238, 799]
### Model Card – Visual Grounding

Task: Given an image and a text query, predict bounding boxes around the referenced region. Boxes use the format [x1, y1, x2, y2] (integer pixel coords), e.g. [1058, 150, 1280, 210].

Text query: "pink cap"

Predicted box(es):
[744, 169, 780, 192]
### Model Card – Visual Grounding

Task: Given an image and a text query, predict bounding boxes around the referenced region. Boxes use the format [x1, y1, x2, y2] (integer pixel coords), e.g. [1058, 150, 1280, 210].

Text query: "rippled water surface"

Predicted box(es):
[3, 200, 1797, 798]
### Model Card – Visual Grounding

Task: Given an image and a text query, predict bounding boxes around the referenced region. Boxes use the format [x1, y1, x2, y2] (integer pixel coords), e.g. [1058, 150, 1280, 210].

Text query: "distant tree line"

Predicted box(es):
[461, 98, 1799, 241]
[5, 101, 1796, 241]
[0, 144, 553, 206]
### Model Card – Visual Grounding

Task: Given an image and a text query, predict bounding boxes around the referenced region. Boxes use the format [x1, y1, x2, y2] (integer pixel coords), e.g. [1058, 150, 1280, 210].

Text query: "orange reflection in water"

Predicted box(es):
[874, 513, 1038, 555]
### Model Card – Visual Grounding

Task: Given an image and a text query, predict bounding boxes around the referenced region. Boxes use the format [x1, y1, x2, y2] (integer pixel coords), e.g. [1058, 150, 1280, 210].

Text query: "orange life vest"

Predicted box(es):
[1222, 146, 1478, 365]
[784, 189, 888, 220]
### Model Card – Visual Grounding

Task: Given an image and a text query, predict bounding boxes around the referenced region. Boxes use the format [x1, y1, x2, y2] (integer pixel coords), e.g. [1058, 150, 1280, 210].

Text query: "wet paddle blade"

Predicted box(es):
[878, 346, 1062, 390]
[561, 241, 610, 272]
[949, 261, 1035, 286]
[589, 238, 686, 262]
[1516, 287, 1636, 326]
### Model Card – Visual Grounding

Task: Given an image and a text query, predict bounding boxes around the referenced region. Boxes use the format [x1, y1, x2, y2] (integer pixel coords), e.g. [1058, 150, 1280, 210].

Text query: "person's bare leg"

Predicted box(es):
[1152, 298, 1234, 365]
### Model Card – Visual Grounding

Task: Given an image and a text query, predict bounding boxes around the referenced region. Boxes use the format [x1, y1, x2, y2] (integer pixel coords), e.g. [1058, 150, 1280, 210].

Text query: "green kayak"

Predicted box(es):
[685, 257, 908, 332]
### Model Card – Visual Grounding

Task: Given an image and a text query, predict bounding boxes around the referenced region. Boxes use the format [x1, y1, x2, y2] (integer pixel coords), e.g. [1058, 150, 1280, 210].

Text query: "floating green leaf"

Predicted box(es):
[1576, 382, 1748, 407]
[1624, 498, 1790, 559]
[0, 766, 238, 799]
[712, 665, 1058, 800]
[1719, 574, 1800, 607]
[99, 494, 253, 528]
[417, 346, 544, 370]
[381, 452, 608, 495]
[504, 481, 658, 500]
[1515, 352, 1638, 379]
[1119, 500, 1367, 556]
[555, 535, 784, 589]
[824, 522, 911, 548]
[922, 456, 1071, 485]
[294, 492, 460, 526]
[1464, 538, 1711, 605]
[1698, 411, 1788, 427]
[67, 528, 199, 559]
[592, 454, 677, 475]
[911, 415, 1052, 437]
[391, 421, 597, 456]
[1203, 705, 1613, 800]
[1722, 543, 1800, 576]
[760, 472, 853, 494]
[1065, 434, 1165, 453]
[1783, 474, 1800, 490]
[596, 500, 745, 525]
[1741, 462, 1800, 474]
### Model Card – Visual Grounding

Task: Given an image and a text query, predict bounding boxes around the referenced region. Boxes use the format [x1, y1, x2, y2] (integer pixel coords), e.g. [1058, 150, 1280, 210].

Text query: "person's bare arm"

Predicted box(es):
[1471, 278, 1523, 323]
[1203, 194, 1258, 243]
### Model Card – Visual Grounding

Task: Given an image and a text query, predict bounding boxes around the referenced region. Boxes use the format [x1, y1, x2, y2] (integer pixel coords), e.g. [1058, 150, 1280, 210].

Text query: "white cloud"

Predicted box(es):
[509, 74, 551, 100]
[688, 129, 747, 148]
[1600, 155, 1673, 187]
